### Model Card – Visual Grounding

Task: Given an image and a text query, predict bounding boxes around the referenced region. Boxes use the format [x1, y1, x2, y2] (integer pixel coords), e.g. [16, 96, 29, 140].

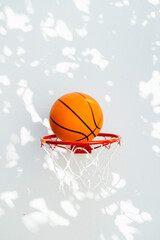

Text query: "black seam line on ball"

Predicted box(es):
[76, 126, 98, 141]
[74, 101, 103, 141]
[76, 92, 101, 129]
[58, 99, 96, 137]
[75, 112, 103, 141]
[50, 115, 88, 140]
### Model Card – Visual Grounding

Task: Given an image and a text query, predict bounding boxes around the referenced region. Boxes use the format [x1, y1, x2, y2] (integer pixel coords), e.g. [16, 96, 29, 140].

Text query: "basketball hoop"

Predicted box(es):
[41, 133, 121, 194]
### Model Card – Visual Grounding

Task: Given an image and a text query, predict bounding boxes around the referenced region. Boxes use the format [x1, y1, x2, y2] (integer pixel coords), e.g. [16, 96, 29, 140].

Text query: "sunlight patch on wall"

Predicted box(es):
[22, 198, 70, 232]
[147, 11, 156, 19]
[111, 172, 126, 189]
[30, 60, 40, 67]
[62, 47, 76, 60]
[6, 143, 20, 168]
[40, 14, 73, 41]
[0, 191, 18, 208]
[20, 127, 35, 145]
[99, 233, 106, 240]
[0, 26, 7, 35]
[152, 145, 160, 155]
[115, 214, 138, 240]
[0, 11, 5, 20]
[3, 101, 11, 113]
[40, 13, 56, 40]
[130, 11, 137, 26]
[56, 20, 73, 41]
[16, 80, 50, 129]
[115, 200, 152, 240]
[60, 200, 78, 217]
[44, 69, 51, 77]
[105, 94, 111, 103]
[53, 62, 79, 78]
[106, 80, 114, 86]
[4, 6, 32, 32]
[98, 14, 104, 24]
[109, 0, 130, 7]
[75, 27, 88, 37]
[3, 45, 12, 56]
[141, 20, 148, 27]
[22, 88, 42, 122]
[81, 48, 109, 70]
[155, 41, 160, 46]
[151, 121, 160, 139]
[30, 198, 48, 212]
[120, 200, 152, 224]
[101, 203, 118, 216]
[17, 47, 26, 56]
[148, 0, 160, 5]
[43, 154, 57, 172]
[0, 75, 10, 86]
[42, 118, 50, 128]
[73, 0, 90, 14]
[18, 79, 27, 87]
[24, 0, 34, 14]
[140, 115, 148, 123]
[16, 167, 24, 177]
[153, 54, 158, 65]
[139, 71, 160, 114]
[23, 212, 48, 232]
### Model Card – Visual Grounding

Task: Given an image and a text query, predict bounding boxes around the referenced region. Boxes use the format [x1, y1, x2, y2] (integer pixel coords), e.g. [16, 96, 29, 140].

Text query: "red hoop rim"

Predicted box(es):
[41, 133, 121, 146]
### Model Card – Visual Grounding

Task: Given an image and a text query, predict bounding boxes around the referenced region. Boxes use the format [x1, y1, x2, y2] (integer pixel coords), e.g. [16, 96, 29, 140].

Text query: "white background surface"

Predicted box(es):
[0, 0, 160, 239]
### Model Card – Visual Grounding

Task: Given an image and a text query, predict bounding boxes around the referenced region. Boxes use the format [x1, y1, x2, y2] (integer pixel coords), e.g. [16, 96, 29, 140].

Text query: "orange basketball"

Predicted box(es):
[49, 92, 103, 142]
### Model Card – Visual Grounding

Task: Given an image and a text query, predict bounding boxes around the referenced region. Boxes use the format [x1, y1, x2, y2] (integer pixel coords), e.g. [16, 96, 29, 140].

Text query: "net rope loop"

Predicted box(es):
[41, 133, 121, 193]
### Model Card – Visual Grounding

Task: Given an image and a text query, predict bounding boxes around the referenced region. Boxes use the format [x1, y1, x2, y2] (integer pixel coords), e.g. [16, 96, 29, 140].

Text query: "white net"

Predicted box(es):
[42, 136, 120, 194]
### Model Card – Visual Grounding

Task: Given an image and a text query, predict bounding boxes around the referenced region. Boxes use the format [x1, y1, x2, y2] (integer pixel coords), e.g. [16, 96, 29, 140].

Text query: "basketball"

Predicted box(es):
[49, 92, 103, 142]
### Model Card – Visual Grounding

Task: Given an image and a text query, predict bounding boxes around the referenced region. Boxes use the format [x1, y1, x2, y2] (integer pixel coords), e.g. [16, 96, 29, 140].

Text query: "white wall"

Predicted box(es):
[0, 0, 160, 239]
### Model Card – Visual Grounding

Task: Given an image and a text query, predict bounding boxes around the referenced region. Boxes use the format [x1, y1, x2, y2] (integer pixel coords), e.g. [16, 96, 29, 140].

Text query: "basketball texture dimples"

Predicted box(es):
[49, 92, 103, 142]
